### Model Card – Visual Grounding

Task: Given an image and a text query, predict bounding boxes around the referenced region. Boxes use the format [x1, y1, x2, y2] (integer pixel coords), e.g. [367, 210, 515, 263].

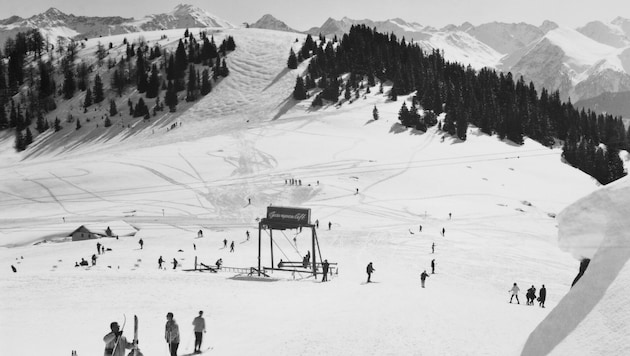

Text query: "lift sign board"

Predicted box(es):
[266, 206, 311, 225]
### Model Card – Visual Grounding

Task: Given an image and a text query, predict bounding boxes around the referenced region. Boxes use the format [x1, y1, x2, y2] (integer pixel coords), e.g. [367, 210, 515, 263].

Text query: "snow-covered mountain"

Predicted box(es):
[248, 14, 299, 33]
[0, 4, 234, 47]
[306, 16, 630, 117]
[1, 25, 628, 356]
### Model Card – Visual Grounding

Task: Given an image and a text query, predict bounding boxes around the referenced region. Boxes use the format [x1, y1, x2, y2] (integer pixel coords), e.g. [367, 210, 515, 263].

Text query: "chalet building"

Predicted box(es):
[70, 221, 138, 241]
[70, 225, 104, 241]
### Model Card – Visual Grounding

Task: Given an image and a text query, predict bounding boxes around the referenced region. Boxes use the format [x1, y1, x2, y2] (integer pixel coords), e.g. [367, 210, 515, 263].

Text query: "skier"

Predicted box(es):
[527, 285, 537, 305]
[223, 238, 227, 248]
[197, 230, 203, 238]
[138, 238, 143, 249]
[315, 219, 319, 228]
[97, 242, 102, 255]
[165, 312, 180, 356]
[538, 285, 547, 308]
[246, 230, 250, 240]
[441, 227, 445, 236]
[158, 256, 164, 269]
[215, 258, 223, 269]
[431, 259, 435, 274]
[103, 321, 134, 356]
[431, 242, 435, 254]
[419, 224, 423, 232]
[328, 221, 332, 230]
[366, 262, 375, 283]
[230, 241, 235, 252]
[322, 259, 330, 282]
[92, 254, 97, 266]
[509, 283, 520, 304]
[172, 258, 178, 269]
[11, 265, 17, 273]
[192, 310, 206, 353]
[420, 270, 430, 288]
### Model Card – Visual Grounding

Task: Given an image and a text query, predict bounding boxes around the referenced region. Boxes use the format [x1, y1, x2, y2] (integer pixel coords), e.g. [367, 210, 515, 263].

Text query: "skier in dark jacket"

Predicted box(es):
[366, 262, 375, 283]
[526, 285, 537, 305]
[431, 259, 435, 274]
[420, 270, 429, 288]
[538, 285, 547, 308]
[322, 259, 330, 282]
[158, 256, 164, 269]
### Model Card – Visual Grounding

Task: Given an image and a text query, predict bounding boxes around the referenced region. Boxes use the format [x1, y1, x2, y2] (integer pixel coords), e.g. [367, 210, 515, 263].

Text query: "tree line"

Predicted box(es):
[291, 25, 628, 184]
[0, 28, 235, 151]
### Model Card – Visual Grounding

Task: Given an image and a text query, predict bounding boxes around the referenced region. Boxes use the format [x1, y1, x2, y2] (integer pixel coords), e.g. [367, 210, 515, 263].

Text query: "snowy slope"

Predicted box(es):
[0, 27, 626, 356]
[521, 175, 630, 355]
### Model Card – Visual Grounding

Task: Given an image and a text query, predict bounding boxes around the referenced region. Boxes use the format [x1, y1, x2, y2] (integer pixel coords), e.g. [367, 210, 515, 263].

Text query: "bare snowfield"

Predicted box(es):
[1, 28, 628, 356]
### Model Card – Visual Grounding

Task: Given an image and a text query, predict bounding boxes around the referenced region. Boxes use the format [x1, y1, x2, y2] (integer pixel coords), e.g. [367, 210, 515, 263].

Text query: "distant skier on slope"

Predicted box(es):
[431, 259, 435, 274]
[172, 258, 178, 270]
[538, 285, 547, 308]
[138, 238, 143, 249]
[103, 321, 134, 356]
[509, 283, 520, 304]
[420, 270, 430, 288]
[366, 262, 375, 283]
[158, 256, 164, 269]
[322, 259, 330, 282]
[230, 241, 235, 252]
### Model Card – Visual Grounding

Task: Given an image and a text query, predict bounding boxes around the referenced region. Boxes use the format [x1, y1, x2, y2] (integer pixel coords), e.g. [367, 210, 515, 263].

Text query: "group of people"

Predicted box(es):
[509, 283, 547, 307]
[104, 311, 207, 356]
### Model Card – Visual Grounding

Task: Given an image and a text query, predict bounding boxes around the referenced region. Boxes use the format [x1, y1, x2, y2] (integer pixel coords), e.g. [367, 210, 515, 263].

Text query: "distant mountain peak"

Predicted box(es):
[540, 20, 559, 33]
[249, 14, 298, 33]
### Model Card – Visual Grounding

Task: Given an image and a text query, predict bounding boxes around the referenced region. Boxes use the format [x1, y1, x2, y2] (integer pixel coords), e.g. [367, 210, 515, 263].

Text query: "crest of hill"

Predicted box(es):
[249, 14, 299, 33]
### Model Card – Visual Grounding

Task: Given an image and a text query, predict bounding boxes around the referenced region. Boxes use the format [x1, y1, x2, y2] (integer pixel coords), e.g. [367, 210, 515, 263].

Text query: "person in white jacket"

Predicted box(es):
[165, 312, 180, 356]
[103, 321, 134, 356]
[192, 310, 206, 353]
[509, 282, 521, 304]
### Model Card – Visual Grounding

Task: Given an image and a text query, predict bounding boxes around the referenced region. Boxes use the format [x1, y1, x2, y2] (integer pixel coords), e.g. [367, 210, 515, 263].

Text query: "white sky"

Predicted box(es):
[1, 0, 628, 30]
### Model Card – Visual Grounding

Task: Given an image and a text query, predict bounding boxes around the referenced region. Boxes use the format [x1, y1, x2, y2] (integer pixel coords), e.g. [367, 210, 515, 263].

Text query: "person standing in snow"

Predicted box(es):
[92, 254, 97, 266]
[192, 310, 206, 353]
[165, 312, 180, 356]
[526, 285, 537, 305]
[230, 241, 235, 252]
[138, 238, 144, 249]
[97, 242, 102, 255]
[246, 230, 250, 241]
[538, 285, 547, 308]
[223, 238, 227, 248]
[366, 262, 375, 283]
[172, 258, 178, 269]
[322, 259, 330, 282]
[328, 221, 332, 230]
[431, 242, 435, 254]
[509, 283, 520, 304]
[431, 259, 435, 274]
[420, 270, 430, 288]
[158, 256, 164, 269]
[103, 321, 134, 356]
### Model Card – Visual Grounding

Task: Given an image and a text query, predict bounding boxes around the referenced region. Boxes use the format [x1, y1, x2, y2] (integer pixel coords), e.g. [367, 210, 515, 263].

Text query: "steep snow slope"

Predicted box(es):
[0, 27, 621, 356]
[521, 175, 630, 355]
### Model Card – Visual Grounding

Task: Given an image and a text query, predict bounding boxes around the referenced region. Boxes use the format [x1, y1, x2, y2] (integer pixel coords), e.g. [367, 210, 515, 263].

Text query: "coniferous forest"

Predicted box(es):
[293, 25, 628, 185]
[0, 28, 235, 152]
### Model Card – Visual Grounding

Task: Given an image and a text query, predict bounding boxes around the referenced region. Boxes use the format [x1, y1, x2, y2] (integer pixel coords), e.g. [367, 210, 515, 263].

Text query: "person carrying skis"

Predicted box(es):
[165, 312, 180, 356]
[538, 285, 547, 308]
[366, 262, 375, 283]
[509, 283, 520, 304]
[192, 310, 206, 353]
[420, 270, 430, 288]
[103, 321, 134, 356]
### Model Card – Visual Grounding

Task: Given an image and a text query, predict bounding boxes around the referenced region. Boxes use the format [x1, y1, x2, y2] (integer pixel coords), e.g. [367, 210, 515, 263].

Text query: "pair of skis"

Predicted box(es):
[130, 315, 143, 356]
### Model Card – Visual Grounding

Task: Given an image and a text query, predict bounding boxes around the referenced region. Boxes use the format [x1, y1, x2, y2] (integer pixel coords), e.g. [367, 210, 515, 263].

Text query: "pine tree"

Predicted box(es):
[146, 64, 160, 98]
[186, 64, 198, 102]
[200, 69, 212, 95]
[83, 87, 93, 108]
[62, 67, 76, 99]
[54, 117, 61, 132]
[109, 99, 118, 116]
[35, 112, 46, 133]
[292, 76, 307, 100]
[93, 74, 104, 103]
[165, 81, 178, 112]
[24, 127, 33, 147]
[15, 130, 25, 151]
[75, 118, 81, 130]
[104, 116, 112, 127]
[287, 48, 298, 69]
